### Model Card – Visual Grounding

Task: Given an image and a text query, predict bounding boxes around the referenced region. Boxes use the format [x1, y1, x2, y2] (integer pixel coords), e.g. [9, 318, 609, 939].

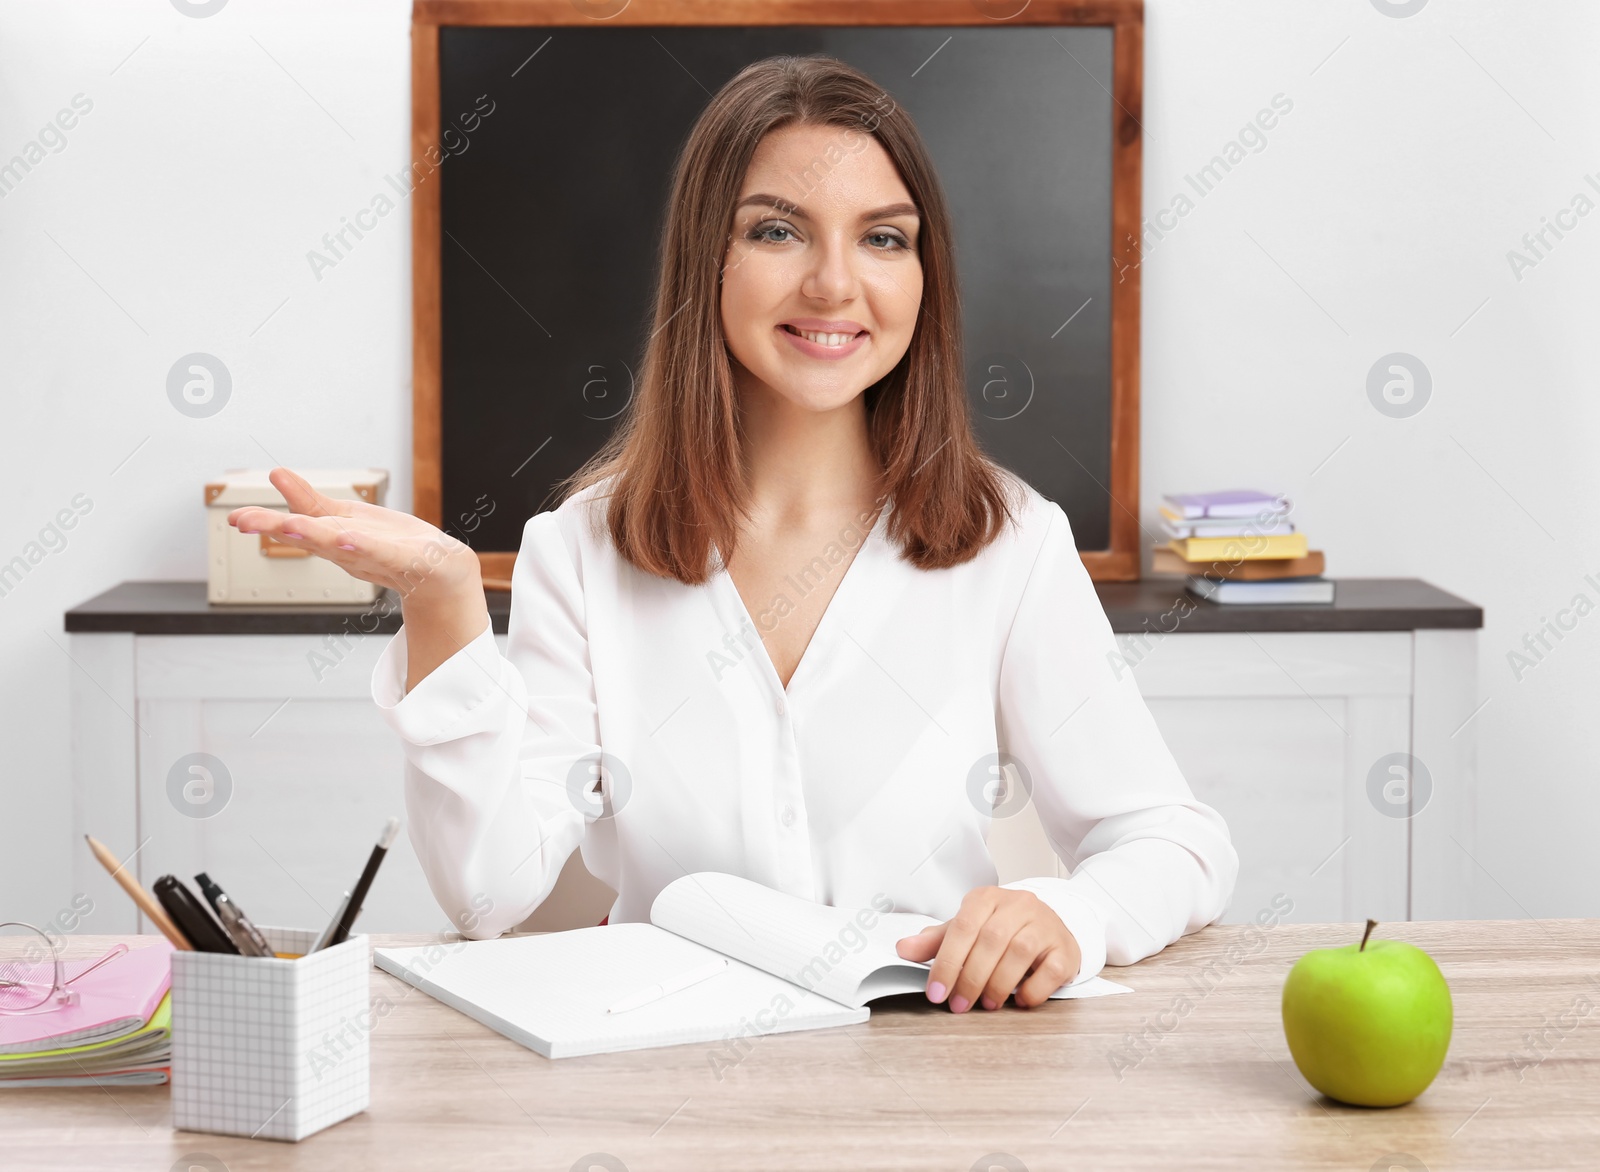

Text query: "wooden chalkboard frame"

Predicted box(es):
[410, 0, 1145, 583]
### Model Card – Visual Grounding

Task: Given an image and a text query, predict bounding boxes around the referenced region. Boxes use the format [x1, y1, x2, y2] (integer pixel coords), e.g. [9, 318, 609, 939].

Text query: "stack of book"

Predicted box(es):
[1155, 489, 1333, 605]
[0, 940, 173, 1088]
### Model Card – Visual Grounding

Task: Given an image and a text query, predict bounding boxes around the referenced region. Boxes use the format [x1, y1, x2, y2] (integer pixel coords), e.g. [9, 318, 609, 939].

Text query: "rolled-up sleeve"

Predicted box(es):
[995, 498, 1238, 981]
[371, 511, 600, 938]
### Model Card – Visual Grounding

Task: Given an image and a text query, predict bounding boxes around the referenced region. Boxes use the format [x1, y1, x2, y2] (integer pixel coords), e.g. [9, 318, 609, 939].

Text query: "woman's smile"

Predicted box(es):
[778, 319, 870, 359]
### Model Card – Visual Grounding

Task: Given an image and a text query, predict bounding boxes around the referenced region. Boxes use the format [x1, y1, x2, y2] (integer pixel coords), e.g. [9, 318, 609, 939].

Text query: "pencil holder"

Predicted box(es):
[171, 927, 370, 1142]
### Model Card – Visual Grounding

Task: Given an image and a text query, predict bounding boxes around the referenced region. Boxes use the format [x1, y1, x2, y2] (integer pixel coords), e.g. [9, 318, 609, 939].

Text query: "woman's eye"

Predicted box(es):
[748, 223, 909, 250]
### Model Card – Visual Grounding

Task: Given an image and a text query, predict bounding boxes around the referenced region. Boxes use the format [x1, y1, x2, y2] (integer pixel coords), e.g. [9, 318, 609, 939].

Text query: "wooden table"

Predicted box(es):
[4, 921, 1596, 1170]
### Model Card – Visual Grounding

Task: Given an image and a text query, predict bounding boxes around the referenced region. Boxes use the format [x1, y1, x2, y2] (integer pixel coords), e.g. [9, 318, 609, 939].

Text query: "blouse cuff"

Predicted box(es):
[371, 618, 500, 745]
[1001, 876, 1109, 985]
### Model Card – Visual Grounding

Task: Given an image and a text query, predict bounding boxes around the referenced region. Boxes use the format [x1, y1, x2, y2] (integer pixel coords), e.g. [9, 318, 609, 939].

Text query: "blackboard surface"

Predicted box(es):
[439, 25, 1114, 553]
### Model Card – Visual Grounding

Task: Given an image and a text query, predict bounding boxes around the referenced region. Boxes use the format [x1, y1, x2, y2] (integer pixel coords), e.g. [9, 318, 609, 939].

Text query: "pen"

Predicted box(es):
[322, 818, 399, 949]
[195, 872, 274, 958]
[606, 957, 730, 1015]
[310, 892, 351, 954]
[84, 834, 192, 951]
[153, 875, 240, 955]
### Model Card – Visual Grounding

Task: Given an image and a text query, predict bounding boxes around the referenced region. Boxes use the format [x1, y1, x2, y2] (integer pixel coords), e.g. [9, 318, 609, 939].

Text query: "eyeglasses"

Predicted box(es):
[0, 922, 128, 1015]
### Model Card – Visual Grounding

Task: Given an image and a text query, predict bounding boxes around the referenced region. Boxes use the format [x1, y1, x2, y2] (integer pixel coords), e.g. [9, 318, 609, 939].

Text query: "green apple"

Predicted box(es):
[1281, 919, 1452, 1107]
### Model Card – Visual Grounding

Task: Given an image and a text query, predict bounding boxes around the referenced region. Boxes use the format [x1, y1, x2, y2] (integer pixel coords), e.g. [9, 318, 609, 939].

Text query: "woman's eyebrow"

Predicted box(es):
[734, 193, 920, 222]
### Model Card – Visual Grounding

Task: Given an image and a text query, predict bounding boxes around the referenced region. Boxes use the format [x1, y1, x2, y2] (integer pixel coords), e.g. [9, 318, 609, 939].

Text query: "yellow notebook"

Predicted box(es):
[0, 993, 170, 1075]
[1168, 532, 1309, 562]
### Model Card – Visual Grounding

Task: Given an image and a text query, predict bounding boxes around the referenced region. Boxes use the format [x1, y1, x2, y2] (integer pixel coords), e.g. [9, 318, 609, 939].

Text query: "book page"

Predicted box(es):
[374, 923, 867, 1059]
[650, 872, 1136, 1007]
[649, 872, 944, 1008]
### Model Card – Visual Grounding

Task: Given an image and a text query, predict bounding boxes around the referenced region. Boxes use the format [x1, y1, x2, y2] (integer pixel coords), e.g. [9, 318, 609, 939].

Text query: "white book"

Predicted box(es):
[374, 871, 1131, 1059]
[1161, 490, 1291, 520]
[1187, 576, 1335, 605]
[1162, 514, 1296, 540]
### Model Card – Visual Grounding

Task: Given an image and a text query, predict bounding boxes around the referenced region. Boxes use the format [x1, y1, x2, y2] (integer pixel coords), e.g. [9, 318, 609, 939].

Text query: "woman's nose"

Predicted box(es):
[800, 234, 861, 302]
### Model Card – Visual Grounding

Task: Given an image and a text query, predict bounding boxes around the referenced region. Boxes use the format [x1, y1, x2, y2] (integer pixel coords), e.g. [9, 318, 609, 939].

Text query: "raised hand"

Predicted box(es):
[225, 467, 479, 605]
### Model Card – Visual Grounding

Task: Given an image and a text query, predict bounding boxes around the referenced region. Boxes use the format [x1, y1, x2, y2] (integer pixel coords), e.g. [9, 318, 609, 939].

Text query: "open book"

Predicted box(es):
[373, 872, 1130, 1059]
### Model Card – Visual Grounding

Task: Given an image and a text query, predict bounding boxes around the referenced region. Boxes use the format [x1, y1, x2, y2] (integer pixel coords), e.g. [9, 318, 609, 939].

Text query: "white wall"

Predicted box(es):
[0, 0, 415, 927]
[1139, 0, 1600, 923]
[2, 0, 1594, 926]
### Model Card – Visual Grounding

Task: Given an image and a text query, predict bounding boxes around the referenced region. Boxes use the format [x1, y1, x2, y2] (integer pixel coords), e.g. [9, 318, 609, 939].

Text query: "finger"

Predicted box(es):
[271, 467, 351, 519]
[982, 932, 1045, 1011]
[924, 892, 997, 1010]
[1013, 943, 1081, 1009]
[227, 506, 350, 551]
[229, 506, 279, 533]
[231, 507, 296, 537]
[894, 924, 944, 962]
[928, 890, 998, 1011]
[255, 511, 360, 555]
[945, 905, 1026, 1013]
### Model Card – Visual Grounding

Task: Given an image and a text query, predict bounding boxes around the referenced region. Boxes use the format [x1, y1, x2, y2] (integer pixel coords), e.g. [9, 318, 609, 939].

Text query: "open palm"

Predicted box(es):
[225, 467, 478, 601]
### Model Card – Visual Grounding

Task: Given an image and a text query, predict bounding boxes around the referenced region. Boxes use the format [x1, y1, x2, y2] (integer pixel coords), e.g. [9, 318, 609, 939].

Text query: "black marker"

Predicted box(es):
[318, 818, 399, 951]
[153, 875, 240, 955]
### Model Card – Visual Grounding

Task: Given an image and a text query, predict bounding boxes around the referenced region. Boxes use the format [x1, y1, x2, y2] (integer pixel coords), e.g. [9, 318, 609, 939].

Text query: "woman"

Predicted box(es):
[229, 56, 1237, 1014]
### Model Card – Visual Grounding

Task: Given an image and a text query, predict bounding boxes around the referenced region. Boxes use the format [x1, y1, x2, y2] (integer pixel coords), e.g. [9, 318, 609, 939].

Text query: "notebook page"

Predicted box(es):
[373, 923, 866, 1059]
[0, 941, 173, 1055]
[0, 1068, 171, 1088]
[651, 872, 1136, 1006]
[649, 872, 944, 1008]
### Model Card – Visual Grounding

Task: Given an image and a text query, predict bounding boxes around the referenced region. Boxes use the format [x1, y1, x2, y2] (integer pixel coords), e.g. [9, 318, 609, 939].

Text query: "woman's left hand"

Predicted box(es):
[894, 886, 1081, 1011]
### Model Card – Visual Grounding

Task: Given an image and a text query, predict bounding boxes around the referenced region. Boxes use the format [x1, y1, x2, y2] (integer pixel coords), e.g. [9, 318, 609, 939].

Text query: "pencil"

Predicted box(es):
[84, 834, 192, 951]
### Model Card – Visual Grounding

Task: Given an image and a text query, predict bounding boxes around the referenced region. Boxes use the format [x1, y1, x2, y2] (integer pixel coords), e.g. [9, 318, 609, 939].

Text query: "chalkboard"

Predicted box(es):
[413, 2, 1144, 580]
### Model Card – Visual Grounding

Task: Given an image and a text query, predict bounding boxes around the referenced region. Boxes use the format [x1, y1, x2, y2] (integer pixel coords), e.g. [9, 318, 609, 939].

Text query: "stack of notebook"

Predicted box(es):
[0, 940, 174, 1087]
[1155, 489, 1333, 605]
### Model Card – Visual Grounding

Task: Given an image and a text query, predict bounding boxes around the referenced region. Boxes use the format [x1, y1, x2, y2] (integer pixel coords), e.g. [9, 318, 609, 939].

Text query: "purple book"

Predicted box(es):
[1162, 489, 1290, 520]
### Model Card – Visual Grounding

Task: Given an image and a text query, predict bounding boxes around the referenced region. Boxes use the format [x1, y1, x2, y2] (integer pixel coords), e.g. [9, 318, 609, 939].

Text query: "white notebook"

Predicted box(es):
[373, 872, 1131, 1059]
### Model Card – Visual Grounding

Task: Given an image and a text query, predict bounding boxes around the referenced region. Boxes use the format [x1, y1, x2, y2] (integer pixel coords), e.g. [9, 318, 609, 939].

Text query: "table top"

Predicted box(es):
[64, 577, 1482, 636]
[2, 919, 1590, 1170]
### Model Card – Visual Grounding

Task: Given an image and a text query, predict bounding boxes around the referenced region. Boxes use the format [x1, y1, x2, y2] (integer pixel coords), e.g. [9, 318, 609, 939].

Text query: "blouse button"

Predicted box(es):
[780, 804, 796, 827]
[775, 698, 787, 717]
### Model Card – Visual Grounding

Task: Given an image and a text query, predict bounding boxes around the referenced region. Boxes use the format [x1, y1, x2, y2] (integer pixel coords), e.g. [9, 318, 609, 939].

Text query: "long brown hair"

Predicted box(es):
[560, 54, 1020, 584]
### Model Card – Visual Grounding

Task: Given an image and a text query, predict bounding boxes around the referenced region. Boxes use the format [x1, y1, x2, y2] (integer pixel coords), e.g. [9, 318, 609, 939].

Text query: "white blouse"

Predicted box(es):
[370, 474, 1238, 983]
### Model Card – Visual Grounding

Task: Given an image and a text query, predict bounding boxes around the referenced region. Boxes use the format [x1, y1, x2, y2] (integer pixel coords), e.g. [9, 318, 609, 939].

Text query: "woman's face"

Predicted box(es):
[721, 121, 924, 415]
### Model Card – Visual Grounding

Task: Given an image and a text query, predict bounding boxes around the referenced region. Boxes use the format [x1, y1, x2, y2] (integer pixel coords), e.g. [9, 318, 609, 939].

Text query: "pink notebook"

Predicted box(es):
[0, 941, 173, 1055]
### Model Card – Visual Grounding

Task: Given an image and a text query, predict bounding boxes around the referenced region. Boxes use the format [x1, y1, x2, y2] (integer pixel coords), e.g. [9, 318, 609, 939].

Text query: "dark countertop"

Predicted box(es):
[63, 578, 1482, 636]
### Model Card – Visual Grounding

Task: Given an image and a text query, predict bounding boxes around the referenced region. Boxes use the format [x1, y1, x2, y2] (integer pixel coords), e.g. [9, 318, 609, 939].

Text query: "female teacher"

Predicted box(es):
[228, 56, 1237, 1015]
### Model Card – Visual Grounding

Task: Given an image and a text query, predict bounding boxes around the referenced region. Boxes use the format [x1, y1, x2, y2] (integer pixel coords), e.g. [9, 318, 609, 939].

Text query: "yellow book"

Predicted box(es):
[1168, 532, 1309, 562]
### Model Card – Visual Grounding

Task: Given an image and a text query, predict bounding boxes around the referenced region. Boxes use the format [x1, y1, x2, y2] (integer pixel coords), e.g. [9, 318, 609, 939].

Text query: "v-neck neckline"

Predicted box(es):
[712, 499, 892, 697]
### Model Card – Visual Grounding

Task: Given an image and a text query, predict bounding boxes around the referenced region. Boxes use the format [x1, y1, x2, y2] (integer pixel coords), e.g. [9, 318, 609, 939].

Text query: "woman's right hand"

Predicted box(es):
[226, 467, 481, 605]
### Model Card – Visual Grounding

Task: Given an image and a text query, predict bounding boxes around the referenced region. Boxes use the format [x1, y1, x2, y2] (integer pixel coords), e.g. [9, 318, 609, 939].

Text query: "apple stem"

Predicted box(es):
[1360, 918, 1378, 951]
